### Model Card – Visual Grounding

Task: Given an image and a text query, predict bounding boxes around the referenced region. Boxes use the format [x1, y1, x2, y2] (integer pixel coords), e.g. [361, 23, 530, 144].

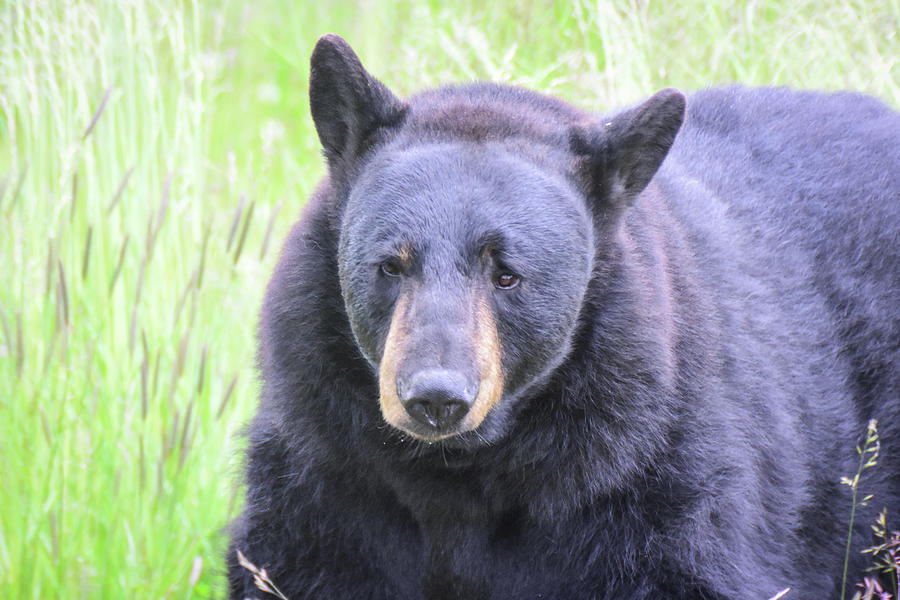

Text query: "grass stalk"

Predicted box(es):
[840, 420, 880, 599]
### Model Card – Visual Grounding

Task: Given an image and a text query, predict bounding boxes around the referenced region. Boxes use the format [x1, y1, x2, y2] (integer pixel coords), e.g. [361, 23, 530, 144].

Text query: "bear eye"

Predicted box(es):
[380, 261, 402, 277]
[495, 272, 520, 289]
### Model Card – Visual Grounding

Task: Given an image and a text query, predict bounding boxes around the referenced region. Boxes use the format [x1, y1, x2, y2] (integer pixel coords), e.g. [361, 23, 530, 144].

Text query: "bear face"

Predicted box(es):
[338, 143, 593, 443]
[312, 33, 685, 447]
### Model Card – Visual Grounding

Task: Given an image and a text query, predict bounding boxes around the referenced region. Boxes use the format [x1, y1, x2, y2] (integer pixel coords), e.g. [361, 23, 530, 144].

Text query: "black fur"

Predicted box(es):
[228, 35, 900, 599]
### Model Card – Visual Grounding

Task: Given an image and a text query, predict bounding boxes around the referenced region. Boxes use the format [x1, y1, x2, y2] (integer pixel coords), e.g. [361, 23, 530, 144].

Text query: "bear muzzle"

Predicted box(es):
[378, 287, 504, 441]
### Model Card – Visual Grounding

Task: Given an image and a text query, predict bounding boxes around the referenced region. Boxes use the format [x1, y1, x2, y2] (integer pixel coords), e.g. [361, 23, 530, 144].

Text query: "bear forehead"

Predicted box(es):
[346, 143, 590, 239]
[402, 83, 586, 144]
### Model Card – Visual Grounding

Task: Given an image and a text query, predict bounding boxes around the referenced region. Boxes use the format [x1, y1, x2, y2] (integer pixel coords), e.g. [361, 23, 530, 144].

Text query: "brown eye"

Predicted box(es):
[495, 273, 520, 289]
[380, 261, 401, 277]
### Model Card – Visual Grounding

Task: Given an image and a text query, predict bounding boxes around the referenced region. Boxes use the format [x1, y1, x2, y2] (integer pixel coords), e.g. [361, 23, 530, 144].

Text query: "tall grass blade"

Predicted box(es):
[197, 222, 212, 289]
[56, 260, 69, 328]
[82, 86, 112, 140]
[45, 239, 55, 297]
[178, 398, 195, 471]
[168, 328, 191, 399]
[69, 172, 78, 222]
[106, 166, 135, 214]
[197, 344, 208, 395]
[260, 200, 282, 260]
[141, 356, 149, 420]
[81, 225, 92, 280]
[216, 374, 239, 420]
[226, 194, 245, 252]
[173, 269, 199, 326]
[233, 200, 255, 265]
[109, 234, 130, 293]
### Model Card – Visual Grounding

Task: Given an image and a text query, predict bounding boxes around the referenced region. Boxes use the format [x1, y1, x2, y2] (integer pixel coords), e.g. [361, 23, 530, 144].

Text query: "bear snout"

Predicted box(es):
[398, 368, 476, 431]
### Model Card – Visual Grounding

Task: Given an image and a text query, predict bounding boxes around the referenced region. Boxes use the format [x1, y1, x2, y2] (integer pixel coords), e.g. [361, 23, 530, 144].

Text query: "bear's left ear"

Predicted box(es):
[309, 34, 407, 173]
[571, 88, 685, 214]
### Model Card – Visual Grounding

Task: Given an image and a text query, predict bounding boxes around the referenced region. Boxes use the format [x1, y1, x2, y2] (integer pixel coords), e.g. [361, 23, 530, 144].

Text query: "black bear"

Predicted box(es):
[228, 34, 900, 599]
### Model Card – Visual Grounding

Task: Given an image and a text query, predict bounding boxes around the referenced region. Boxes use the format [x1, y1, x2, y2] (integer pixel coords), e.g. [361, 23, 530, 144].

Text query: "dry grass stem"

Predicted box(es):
[82, 86, 112, 140]
[236, 550, 290, 600]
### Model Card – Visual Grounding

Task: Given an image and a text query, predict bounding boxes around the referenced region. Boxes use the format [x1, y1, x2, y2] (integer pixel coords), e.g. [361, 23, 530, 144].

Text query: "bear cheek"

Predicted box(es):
[338, 266, 393, 367]
[378, 290, 414, 431]
[456, 293, 505, 432]
[500, 279, 587, 395]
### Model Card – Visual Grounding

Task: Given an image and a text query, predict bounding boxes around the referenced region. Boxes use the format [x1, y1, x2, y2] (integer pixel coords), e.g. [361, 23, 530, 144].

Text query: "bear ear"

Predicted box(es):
[571, 88, 685, 214]
[309, 34, 406, 170]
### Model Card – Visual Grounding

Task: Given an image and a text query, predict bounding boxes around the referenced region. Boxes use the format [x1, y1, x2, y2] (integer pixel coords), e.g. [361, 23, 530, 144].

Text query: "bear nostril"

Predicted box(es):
[406, 399, 469, 430]
[398, 369, 474, 432]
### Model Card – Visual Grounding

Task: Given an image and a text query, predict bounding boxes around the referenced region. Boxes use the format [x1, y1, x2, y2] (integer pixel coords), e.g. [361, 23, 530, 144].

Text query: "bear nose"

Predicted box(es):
[398, 369, 475, 431]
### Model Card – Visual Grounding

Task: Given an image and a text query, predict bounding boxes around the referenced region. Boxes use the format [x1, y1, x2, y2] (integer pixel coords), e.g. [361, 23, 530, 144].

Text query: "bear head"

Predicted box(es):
[308, 34, 685, 448]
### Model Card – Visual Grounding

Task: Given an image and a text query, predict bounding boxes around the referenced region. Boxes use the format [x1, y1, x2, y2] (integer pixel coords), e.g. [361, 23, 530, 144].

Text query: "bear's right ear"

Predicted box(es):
[309, 34, 407, 171]
[570, 89, 685, 217]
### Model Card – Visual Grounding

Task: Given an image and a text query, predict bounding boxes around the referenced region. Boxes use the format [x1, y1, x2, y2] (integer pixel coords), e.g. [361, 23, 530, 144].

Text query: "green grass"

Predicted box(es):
[0, 0, 897, 597]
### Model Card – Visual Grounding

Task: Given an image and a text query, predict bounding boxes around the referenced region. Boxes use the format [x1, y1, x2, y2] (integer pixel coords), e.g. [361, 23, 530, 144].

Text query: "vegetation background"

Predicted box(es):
[1, 0, 898, 597]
